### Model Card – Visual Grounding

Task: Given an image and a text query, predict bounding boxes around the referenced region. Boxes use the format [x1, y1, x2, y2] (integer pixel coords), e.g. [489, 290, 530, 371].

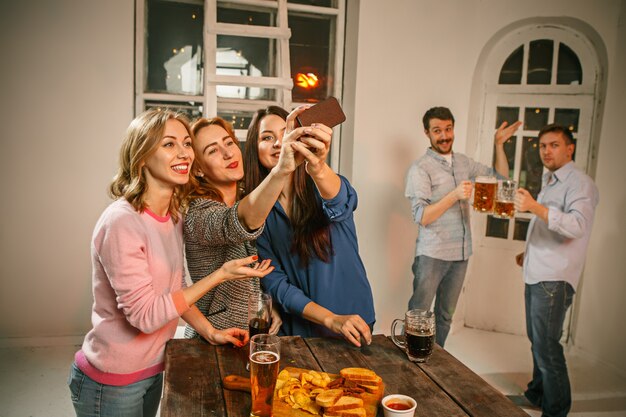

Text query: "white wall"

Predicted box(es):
[347, 0, 626, 375]
[0, 0, 134, 338]
[1, 0, 624, 379]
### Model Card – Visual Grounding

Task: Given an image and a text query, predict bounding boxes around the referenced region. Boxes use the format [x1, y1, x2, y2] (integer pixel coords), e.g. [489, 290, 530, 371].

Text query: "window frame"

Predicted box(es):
[472, 24, 600, 249]
[135, 0, 346, 168]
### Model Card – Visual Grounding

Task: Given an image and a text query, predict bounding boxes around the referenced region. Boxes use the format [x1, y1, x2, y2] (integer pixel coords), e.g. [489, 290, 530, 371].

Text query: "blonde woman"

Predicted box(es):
[68, 109, 273, 417]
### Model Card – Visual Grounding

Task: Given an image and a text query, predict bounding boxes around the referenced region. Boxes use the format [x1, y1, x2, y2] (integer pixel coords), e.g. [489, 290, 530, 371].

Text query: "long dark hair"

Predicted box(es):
[243, 106, 332, 266]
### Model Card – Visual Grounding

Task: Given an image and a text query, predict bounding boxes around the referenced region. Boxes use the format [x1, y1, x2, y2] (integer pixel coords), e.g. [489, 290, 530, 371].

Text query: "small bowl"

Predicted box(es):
[382, 394, 417, 417]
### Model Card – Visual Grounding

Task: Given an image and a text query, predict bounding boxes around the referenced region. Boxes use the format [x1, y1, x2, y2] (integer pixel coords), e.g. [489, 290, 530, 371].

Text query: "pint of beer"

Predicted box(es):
[493, 180, 517, 219]
[473, 176, 497, 213]
[249, 334, 280, 417]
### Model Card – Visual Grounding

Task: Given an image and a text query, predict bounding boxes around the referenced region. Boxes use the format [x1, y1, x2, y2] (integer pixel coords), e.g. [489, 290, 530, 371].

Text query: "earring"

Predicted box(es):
[196, 171, 204, 178]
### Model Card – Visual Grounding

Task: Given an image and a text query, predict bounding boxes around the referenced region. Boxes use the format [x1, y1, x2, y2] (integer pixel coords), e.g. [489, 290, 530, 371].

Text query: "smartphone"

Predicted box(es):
[295, 96, 346, 128]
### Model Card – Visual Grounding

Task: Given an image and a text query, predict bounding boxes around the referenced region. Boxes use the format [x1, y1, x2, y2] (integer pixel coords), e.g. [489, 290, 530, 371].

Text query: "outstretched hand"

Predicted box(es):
[218, 256, 274, 282]
[495, 120, 522, 146]
[205, 327, 248, 347]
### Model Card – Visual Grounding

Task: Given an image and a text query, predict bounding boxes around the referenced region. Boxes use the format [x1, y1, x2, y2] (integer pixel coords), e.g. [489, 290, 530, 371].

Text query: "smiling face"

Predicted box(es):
[425, 118, 455, 155]
[539, 131, 574, 172]
[142, 119, 194, 190]
[257, 114, 286, 170]
[193, 124, 244, 190]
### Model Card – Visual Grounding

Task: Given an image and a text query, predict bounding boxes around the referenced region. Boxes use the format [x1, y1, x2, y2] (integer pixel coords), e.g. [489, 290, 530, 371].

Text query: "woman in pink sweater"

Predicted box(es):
[68, 109, 273, 417]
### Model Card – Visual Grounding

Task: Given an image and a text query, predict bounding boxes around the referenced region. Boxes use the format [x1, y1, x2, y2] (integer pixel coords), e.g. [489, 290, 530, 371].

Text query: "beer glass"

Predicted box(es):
[249, 334, 280, 417]
[473, 176, 497, 213]
[248, 293, 272, 338]
[391, 310, 435, 363]
[493, 180, 517, 219]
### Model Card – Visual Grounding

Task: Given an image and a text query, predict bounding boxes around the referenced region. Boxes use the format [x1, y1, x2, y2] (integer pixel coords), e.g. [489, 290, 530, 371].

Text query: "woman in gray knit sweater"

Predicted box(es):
[183, 112, 331, 338]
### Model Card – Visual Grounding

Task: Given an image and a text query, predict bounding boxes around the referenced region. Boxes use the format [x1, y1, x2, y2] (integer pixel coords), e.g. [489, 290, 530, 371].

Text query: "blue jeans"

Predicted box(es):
[68, 362, 163, 417]
[408, 255, 468, 347]
[525, 281, 574, 417]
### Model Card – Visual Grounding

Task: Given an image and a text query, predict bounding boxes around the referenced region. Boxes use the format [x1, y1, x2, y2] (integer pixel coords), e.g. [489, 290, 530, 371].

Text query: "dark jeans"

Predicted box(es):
[525, 281, 574, 417]
[408, 255, 468, 347]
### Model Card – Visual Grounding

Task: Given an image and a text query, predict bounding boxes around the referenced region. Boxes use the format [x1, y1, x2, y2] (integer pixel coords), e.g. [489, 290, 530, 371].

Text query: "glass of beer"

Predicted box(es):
[249, 293, 272, 338]
[493, 180, 517, 219]
[473, 176, 498, 213]
[390, 309, 435, 363]
[249, 334, 280, 417]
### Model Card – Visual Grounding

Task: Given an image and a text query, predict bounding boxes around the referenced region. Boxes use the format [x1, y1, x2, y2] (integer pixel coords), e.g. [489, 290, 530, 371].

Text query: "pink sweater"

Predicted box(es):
[76, 199, 190, 386]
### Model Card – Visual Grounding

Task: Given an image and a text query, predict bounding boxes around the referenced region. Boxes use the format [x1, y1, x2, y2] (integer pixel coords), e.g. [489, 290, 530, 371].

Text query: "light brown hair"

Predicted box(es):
[109, 109, 192, 222]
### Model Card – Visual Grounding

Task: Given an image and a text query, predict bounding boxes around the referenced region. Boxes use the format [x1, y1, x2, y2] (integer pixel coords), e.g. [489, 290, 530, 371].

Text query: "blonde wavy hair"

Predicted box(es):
[109, 109, 193, 222]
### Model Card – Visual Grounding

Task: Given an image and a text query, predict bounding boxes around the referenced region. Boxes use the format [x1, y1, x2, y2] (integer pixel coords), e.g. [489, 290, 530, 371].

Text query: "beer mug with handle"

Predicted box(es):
[391, 310, 435, 363]
[494, 180, 517, 219]
[473, 176, 497, 213]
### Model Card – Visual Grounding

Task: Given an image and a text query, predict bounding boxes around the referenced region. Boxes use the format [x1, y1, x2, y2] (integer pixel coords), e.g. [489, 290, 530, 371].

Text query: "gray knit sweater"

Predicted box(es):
[183, 198, 264, 338]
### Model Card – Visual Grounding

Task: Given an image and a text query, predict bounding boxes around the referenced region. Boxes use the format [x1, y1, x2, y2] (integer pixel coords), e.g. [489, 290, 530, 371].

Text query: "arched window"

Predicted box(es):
[474, 25, 600, 245]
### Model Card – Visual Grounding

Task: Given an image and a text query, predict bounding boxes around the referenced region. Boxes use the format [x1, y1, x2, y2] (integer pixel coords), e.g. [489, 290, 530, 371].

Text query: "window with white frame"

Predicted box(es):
[135, 0, 345, 160]
[476, 25, 600, 244]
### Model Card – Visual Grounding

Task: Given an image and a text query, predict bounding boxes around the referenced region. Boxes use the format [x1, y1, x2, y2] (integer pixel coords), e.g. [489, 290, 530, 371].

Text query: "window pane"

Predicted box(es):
[524, 107, 549, 131]
[289, 0, 334, 7]
[520, 136, 543, 199]
[217, 35, 276, 77]
[527, 39, 554, 85]
[217, 110, 254, 131]
[514, 218, 530, 241]
[554, 108, 580, 133]
[499, 45, 523, 85]
[557, 43, 582, 85]
[145, 100, 203, 120]
[216, 85, 276, 101]
[289, 13, 333, 102]
[146, 0, 204, 95]
[217, 5, 274, 27]
[496, 106, 520, 128]
[486, 216, 509, 239]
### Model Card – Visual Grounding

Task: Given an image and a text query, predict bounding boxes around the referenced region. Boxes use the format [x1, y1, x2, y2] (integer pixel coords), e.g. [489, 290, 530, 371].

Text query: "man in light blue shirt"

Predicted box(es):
[515, 124, 599, 417]
[405, 106, 520, 346]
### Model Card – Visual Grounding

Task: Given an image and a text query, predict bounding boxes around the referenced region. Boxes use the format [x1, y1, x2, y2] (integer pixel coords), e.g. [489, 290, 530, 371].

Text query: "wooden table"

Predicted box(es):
[161, 334, 527, 417]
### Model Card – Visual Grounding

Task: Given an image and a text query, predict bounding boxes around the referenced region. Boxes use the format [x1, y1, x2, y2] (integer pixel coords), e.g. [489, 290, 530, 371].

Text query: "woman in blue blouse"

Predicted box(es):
[243, 106, 375, 347]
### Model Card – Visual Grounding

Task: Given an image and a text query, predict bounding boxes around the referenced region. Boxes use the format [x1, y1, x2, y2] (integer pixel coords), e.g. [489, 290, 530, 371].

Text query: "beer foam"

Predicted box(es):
[250, 351, 280, 364]
[475, 176, 497, 183]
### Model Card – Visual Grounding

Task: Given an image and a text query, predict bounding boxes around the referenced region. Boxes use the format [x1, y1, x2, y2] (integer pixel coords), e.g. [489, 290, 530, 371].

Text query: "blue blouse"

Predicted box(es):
[256, 175, 376, 338]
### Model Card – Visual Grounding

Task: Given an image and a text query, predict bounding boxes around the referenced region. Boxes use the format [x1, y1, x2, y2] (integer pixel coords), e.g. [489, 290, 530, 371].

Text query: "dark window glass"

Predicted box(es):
[217, 110, 254, 131]
[527, 39, 554, 85]
[496, 106, 520, 128]
[486, 216, 509, 239]
[554, 108, 580, 133]
[524, 107, 549, 131]
[146, 0, 204, 95]
[289, 13, 333, 102]
[499, 45, 524, 85]
[145, 100, 203, 120]
[557, 43, 582, 85]
[217, 35, 275, 78]
[520, 136, 543, 199]
[288, 0, 333, 6]
[217, 6, 273, 27]
[514, 218, 531, 241]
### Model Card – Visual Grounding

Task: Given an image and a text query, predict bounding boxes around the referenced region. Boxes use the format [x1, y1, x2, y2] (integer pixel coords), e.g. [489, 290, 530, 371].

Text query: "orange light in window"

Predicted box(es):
[295, 72, 319, 89]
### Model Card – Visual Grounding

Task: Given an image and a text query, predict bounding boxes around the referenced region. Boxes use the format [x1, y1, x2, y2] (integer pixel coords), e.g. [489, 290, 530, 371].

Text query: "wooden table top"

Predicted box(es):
[161, 334, 527, 417]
